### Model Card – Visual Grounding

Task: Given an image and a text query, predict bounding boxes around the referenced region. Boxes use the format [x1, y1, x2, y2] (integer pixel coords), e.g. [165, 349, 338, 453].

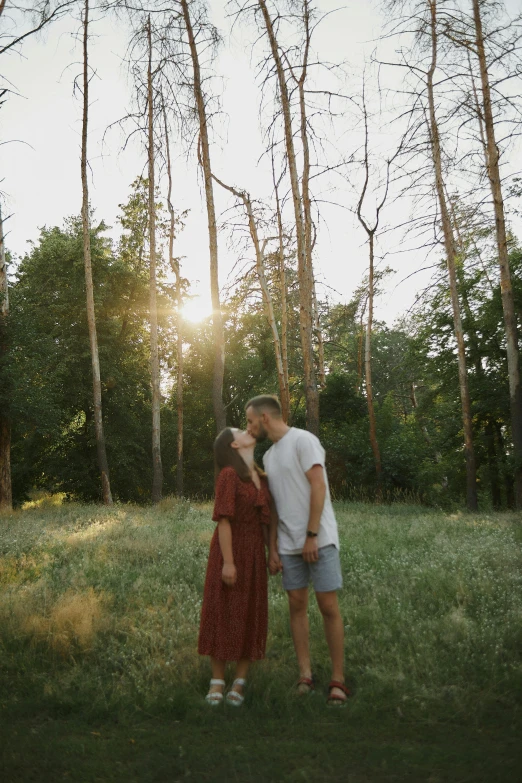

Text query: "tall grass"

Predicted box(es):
[1, 498, 521, 782]
[1, 497, 521, 725]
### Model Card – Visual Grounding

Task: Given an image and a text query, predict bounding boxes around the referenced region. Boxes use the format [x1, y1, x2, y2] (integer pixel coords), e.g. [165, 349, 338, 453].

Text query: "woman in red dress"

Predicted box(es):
[198, 427, 271, 706]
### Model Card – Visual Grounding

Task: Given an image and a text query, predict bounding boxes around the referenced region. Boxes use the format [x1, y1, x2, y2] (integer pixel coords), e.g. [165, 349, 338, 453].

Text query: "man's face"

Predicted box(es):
[246, 406, 268, 442]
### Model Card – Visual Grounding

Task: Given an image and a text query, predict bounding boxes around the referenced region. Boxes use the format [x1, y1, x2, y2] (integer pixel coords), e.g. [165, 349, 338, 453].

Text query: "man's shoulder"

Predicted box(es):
[262, 444, 274, 464]
[292, 428, 322, 447]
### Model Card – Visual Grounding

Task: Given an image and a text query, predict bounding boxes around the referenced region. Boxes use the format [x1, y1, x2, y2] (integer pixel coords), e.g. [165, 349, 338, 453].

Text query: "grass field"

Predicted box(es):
[0, 497, 521, 782]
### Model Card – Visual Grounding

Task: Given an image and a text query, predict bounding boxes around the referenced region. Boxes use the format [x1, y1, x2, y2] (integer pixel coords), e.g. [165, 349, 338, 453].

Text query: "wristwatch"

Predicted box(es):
[306, 530, 318, 538]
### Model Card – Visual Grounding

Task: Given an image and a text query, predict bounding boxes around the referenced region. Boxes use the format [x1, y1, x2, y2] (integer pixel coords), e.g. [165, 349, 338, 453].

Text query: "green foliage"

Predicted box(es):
[7, 214, 154, 502]
[3, 179, 522, 508]
[410, 240, 522, 508]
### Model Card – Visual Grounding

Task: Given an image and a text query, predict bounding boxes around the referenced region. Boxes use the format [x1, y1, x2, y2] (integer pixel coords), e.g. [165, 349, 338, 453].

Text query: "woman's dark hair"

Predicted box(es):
[213, 428, 265, 483]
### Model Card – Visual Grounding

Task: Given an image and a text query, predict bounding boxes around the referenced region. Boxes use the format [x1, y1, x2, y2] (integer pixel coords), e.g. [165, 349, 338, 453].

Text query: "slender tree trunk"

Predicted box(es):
[356, 300, 367, 396]
[312, 279, 326, 388]
[181, 0, 225, 433]
[365, 233, 382, 486]
[258, 0, 318, 434]
[410, 382, 442, 462]
[486, 419, 501, 509]
[176, 314, 184, 496]
[495, 422, 514, 508]
[163, 101, 184, 496]
[273, 161, 290, 422]
[427, 0, 477, 510]
[212, 175, 288, 416]
[297, 0, 320, 423]
[472, 0, 522, 507]
[244, 200, 287, 413]
[356, 84, 385, 486]
[81, 0, 112, 505]
[0, 201, 12, 511]
[147, 16, 163, 503]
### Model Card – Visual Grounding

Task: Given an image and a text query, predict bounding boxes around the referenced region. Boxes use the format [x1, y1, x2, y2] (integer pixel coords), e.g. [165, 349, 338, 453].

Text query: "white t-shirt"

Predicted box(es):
[263, 427, 340, 555]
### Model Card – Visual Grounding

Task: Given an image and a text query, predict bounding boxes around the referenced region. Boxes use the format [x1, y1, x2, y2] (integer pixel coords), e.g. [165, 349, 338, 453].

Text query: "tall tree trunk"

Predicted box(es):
[258, 0, 318, 434]
[495, 421, 514, 508]
[365, 233, 382, 486]
[0, 200, 11, 511]
[410, 382, 442, 462]
[356, 298, 367, 396]
[181, 0, 226, 433]
[81, 0, 112, 505]
[472, 0, 522, 507]
[297, 0, 320, 424]
[486, 419, 502, 509]
[312, 279, 326, 388]
[244, 199, 287, 413]
[163, 101, 184, 497]
[212, 175, 288, 417]
[273, 159, 290, 422]
[427, 0, 477, 510]
[356, 83, 387, 487]
[175, 311, 184, 496]
[147, 16, 163, 502]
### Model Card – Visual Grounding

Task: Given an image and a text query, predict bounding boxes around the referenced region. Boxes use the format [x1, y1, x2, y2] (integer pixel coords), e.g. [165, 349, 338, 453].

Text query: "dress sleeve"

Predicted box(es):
[212, 467, 237, 521]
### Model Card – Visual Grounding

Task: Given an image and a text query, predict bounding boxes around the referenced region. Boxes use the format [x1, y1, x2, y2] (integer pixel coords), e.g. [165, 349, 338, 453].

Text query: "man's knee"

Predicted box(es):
[315, 591, 340, 619]
[288, 588, 309, 615]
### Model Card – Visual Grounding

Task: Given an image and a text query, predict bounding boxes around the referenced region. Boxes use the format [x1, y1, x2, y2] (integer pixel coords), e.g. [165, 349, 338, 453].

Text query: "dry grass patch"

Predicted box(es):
[21, 491, 67, 510]
[15, 587, 108, 657]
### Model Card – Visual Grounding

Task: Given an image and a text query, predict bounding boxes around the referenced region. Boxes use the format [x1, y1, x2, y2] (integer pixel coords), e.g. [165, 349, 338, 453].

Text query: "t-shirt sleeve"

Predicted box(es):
[212, 467, 236, 521]
[296, 432, 325, 474]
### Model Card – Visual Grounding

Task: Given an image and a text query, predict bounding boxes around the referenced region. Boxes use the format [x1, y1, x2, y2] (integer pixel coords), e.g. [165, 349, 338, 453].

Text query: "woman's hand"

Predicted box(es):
[222, 562, 237, 586]
[268, 548, 283, 575]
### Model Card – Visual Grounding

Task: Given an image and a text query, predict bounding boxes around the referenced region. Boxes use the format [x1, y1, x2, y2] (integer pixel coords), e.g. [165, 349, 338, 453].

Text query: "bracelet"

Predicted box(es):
[306, 530, 318, 538]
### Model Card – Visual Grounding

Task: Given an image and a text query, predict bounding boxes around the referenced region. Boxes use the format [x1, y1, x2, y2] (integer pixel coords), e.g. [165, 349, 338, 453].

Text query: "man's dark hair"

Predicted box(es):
[245, 394, 282, 418]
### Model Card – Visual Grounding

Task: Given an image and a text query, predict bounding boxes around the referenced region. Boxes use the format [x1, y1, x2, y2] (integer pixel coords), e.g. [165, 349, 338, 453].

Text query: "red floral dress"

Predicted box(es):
[198, 466, 270, 661]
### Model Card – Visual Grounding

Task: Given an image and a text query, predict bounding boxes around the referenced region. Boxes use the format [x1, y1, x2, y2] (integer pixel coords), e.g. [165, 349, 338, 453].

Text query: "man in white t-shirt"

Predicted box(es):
[245, 394, 349, 706]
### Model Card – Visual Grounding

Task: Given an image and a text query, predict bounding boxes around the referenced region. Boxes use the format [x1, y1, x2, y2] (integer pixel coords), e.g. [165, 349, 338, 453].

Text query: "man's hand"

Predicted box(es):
[268, 548, 283, 575]
[222, 562, 237, 586]
[302, 536, 319, 563]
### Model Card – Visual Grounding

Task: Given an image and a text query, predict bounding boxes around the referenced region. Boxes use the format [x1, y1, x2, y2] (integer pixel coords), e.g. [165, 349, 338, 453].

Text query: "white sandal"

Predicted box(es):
[226, 678, 246, 706]
[205, 678, 225, 706]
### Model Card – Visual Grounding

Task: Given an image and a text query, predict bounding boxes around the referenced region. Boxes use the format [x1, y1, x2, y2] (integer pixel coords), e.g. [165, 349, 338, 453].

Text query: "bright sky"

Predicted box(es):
[1, 0, 520, 325]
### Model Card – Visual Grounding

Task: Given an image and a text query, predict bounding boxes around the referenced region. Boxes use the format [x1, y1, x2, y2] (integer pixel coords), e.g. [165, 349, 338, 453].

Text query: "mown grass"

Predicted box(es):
[0, 498, 521, 782]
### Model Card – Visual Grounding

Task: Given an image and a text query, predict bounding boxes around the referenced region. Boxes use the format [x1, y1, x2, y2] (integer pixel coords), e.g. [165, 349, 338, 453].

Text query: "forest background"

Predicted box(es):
[1, 0, 522, 511]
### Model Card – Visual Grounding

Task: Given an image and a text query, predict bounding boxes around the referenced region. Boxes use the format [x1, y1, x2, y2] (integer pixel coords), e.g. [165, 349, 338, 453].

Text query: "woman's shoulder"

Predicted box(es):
[217, 466, 238, 480]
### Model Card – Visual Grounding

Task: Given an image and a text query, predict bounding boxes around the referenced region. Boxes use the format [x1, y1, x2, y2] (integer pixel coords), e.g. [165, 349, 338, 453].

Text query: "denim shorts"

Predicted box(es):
[280, 545, 343, 592]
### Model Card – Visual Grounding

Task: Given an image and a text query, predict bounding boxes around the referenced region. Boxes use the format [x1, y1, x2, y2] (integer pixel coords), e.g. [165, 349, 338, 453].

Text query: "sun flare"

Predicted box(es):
[180, 297, 211, 323]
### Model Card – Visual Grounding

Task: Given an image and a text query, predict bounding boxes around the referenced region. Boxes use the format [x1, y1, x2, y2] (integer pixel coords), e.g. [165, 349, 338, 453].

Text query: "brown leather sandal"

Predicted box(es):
[327, 680, 350, 706]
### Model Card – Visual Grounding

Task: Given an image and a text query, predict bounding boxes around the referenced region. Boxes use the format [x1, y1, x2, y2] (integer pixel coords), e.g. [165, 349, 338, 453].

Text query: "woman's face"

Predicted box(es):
[231, 428, 256, 449]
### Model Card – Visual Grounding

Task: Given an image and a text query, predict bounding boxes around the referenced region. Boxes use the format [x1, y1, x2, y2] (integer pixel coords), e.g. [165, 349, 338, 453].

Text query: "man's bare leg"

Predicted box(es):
[287, 587, 312, 691]
[315, 590, 347, 702]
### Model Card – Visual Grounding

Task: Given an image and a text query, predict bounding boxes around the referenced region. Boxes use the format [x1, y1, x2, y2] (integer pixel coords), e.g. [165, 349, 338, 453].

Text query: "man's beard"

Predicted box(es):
[255, 422, 268, 442]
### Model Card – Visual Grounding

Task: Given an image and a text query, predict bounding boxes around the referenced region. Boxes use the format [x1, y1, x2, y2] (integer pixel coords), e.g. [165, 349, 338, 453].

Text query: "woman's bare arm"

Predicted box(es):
[217, 517, 236, 585]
